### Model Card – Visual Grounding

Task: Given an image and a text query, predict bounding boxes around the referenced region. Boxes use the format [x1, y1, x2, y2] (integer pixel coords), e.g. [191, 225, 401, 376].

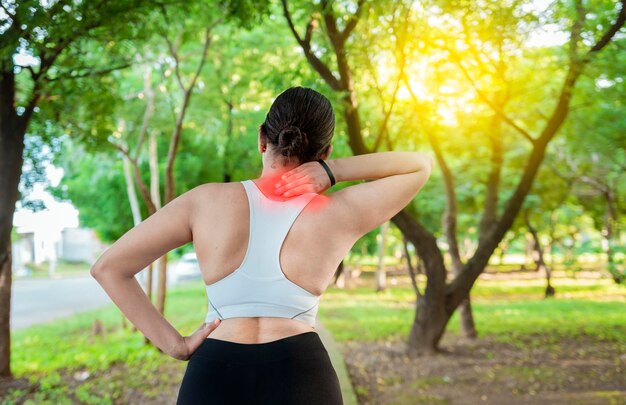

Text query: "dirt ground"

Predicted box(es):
[340, 332, 626, 405]
[2, 334, 624, 404]
[0, 360, 186, 404]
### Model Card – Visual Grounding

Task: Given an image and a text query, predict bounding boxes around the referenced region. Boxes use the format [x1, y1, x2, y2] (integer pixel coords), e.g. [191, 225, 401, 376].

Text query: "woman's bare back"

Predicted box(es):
[189, 180, 355, 344]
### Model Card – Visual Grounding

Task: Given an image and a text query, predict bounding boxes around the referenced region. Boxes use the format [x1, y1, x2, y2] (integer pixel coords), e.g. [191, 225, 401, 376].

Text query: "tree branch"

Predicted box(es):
[588, 0, 626, 53]
[163, 33, 185, 92]
[113, 139, 157, 213]
[340, 0, 366, 41]
[449, 51, 536, 145]
[110, 140, 132, 160]
[320, 0, 341, 49]
[14, 65, 37, 81]
[281, 0, 343, 90]
[402, 76, 464, 268]
[444, 0, 626, 310]
[403, 236, 422, 298]
[46, 62, 133, 82]
[189, 24, 216, 91]
[164, 20, 217, 203]
[133, 64, 156, 161]
[372, 3, 409, 152]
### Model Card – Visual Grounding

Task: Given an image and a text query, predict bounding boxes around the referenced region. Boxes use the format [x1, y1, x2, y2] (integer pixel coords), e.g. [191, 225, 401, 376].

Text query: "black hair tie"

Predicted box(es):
[316, 159, 336, 187]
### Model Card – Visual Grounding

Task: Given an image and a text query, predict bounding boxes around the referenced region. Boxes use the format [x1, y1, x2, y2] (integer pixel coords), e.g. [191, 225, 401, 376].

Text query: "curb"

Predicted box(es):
[315, 320, 358, 405]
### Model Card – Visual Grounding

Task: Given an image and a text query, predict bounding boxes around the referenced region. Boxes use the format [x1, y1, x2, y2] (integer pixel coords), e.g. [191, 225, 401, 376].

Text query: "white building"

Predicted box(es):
[11, 225, 104, 276]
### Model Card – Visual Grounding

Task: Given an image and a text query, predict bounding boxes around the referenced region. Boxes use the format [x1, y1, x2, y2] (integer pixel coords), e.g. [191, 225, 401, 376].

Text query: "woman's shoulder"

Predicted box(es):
[187, 181, 243, 200]
[182, 182, 246, 222]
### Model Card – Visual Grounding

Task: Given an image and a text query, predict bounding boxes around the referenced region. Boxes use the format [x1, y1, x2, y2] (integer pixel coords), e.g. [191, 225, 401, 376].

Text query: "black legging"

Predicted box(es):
[176, 331, 344, 404]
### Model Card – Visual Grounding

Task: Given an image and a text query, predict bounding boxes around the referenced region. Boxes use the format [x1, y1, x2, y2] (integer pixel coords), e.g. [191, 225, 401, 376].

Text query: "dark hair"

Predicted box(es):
[259, 86, 335, 165]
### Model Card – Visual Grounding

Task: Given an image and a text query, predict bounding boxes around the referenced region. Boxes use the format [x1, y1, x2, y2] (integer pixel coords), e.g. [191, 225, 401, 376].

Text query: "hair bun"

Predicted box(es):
[277, 125, 309, 159]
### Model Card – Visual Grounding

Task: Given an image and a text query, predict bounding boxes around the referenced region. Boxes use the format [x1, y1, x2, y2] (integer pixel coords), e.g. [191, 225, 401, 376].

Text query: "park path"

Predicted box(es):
[316, 320, 359, 405]
[11, 274, 110, 330]
[10, 265, 186, 331]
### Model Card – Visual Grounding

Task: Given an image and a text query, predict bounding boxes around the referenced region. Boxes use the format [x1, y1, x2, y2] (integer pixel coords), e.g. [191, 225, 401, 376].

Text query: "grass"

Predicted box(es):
[11, 283, 207, 375]
[18, 260, 91, 279]
[4, 282, 210, 404]
[2, 272, 624, 403]
[318, 276, 625, 345]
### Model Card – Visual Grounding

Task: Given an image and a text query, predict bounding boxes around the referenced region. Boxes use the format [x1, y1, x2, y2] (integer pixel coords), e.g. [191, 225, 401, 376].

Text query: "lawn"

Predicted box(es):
[326, 272, 625, 405]
[319, 275, 626, 345]
[1, 271, 624, 404]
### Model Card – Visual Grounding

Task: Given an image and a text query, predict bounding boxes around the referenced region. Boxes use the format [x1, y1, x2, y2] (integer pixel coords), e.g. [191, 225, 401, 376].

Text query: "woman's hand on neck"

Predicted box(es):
[256, 156, 301, 199]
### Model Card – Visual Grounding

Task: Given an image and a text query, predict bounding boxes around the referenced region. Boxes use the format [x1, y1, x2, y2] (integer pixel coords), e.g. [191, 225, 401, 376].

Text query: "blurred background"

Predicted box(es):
[0, 0, 624, 403]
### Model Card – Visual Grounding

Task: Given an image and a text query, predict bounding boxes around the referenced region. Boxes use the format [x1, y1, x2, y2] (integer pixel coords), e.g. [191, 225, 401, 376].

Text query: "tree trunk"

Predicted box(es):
[402, 236, 420, 297]
[282, 0, 626, 355]
[453, 278, 477, 338]
[123, 145, 143, 227]
[603, 191, 622, 284]
[393, 211, 448, 354]
[0, 243, 14, 378]
[525, 209, 554, 297]
[549, 211, 557, 271]
[147, 127, 161, 302]
[122, 153, 143, 332]
[458, 298, 478, 338]
[522, 233, 535, 271]
[223, 99, 234, 183]
[156, 255, 168, 314]
[498, 243, 507, 265]
[375, 221, 389, 292]
[333, 260, 344, 288]
[343, 260, 352, 288]
[0, 70, 26, 378]
[450, 248, 477, 338]
[146, 262, 154, 302]
[407, 295, 449, 356]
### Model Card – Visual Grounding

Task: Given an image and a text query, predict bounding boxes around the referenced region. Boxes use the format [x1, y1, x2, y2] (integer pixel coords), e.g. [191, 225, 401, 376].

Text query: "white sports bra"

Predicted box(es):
[204, 179, 322, 327]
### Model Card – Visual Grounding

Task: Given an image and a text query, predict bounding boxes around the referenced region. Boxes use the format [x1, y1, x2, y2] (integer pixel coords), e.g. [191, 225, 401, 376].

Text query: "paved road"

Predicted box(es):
[10, 274, 113, 331]
[10, 264, 194, 331]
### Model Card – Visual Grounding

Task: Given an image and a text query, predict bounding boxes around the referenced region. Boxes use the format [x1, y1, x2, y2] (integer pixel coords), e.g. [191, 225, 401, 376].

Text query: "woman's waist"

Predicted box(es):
[206, 316, 316, 344]
[193, 320, 327, 365]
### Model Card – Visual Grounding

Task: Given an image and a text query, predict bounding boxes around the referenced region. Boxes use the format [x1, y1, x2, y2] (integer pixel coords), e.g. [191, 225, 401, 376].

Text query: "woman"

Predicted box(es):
[91, 86, 434, 404]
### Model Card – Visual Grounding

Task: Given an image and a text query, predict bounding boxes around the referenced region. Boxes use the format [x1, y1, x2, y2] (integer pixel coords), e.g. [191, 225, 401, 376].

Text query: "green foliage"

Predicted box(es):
[47, 139, 138, 242]
[46, 0, 344, 243]
[10, 0, 620, 262]
[218, 0, 272, 29]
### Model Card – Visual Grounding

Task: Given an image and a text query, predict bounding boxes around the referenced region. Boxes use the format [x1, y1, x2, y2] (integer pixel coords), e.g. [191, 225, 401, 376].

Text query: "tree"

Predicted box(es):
[0, 0, 181, 379]
[110, 5, 222, 317]
[222, 0, 626, 354]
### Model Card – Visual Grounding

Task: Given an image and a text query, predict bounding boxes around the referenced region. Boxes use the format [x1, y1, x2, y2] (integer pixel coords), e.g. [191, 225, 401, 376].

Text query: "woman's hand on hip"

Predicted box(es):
[274, 161, 333, 197]
[173, 319, 221, 361]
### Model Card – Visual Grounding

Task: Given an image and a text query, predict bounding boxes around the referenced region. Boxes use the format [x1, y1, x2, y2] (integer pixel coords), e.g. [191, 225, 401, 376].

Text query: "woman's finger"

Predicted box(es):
[183, 320, 221, 359]
[278, 175, 318, 195]
[276, 176, 310, 194]
[283, 184, 314, 197]
[281, 165, 304, 181]
[279, 162, 320, 184]
[275, 173, 304, 188]
[278, 171, 304, 188]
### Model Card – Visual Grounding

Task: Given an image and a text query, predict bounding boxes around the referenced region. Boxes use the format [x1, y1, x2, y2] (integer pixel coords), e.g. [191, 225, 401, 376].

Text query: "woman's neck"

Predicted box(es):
[254, 161, 299, 199]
